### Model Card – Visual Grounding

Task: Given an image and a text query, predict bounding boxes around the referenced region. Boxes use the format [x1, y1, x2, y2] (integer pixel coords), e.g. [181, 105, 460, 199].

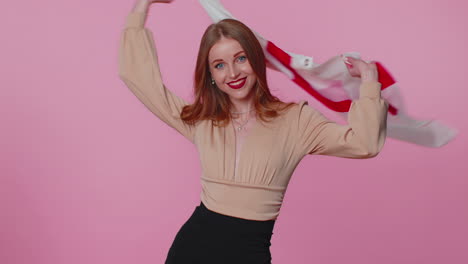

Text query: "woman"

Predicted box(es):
[118, 0, 388, 263]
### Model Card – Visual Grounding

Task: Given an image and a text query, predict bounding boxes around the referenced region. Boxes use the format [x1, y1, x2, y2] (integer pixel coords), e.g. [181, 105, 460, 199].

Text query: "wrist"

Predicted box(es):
[360, 81, 382, 98]
[133, 0, 150, 13]
[361, 70, 378, 82]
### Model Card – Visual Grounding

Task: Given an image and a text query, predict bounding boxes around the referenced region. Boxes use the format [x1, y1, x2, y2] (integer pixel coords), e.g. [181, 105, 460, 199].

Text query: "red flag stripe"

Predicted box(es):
[265, 41, 398, 115]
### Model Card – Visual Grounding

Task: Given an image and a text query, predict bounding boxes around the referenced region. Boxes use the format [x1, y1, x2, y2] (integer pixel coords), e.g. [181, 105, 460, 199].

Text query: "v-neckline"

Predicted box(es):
[230, 116, 261, 181]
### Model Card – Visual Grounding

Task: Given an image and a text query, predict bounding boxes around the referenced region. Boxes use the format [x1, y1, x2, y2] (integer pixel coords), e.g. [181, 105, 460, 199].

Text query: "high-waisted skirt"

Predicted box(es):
[165, 201, 276, 264]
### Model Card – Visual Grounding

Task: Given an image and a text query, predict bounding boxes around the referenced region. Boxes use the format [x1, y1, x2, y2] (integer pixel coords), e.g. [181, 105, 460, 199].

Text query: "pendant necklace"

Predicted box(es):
[230, 108, 255, 131]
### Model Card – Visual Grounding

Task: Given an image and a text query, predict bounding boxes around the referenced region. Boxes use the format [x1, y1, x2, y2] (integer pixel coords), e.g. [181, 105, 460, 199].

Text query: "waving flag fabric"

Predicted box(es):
[199, 0, 457, 147]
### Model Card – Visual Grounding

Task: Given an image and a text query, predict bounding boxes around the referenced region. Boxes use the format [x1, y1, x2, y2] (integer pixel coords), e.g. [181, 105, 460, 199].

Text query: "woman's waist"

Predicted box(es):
[200, 176, 286, 222]
[192, 201, 276, 234]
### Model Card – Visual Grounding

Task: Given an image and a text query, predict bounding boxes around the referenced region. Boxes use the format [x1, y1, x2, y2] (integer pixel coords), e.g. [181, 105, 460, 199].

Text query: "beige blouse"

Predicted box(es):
[118, 11, 388, 221]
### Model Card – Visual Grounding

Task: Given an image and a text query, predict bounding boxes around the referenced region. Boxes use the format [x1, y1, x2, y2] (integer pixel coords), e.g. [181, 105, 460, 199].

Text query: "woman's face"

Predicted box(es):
[208, 37, 257, 103]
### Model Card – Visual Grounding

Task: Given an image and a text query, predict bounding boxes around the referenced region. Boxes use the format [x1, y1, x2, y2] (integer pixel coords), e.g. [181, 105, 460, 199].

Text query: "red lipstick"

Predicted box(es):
[227, 77, 247, 89]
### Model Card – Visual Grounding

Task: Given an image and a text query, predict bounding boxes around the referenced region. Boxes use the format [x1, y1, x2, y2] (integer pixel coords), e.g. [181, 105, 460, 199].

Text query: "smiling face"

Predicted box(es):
[208, 37, 257, 105]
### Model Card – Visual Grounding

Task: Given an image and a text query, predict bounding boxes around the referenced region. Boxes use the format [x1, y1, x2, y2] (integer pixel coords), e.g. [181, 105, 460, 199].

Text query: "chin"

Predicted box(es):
[228, 87, 254, 101]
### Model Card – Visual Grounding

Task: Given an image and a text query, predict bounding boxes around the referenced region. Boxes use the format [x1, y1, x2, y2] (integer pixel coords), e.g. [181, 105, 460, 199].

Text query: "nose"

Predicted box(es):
[227, 64, 240, 80]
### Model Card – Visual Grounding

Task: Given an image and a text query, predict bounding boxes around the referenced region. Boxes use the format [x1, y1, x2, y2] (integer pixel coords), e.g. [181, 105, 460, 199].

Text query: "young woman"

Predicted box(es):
[118, 0, 388, 263]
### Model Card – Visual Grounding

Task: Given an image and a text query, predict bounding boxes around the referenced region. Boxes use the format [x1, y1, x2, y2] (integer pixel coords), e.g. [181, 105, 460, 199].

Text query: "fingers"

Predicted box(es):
[341, 54, 352, 65]
[343, 56, 375, 70]
[342, 56, 378, 80]
[342, 56, 354, 72]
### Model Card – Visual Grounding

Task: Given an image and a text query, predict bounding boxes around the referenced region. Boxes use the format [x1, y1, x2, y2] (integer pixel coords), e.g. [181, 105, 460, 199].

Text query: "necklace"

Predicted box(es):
[232, 115, 251, 131]
[230, 105, 258, 131]
[230, 107, 254, 131]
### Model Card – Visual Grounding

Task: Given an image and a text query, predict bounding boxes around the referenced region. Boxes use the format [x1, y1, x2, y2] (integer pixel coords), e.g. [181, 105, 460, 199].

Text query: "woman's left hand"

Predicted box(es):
[342, 56, 378, 82]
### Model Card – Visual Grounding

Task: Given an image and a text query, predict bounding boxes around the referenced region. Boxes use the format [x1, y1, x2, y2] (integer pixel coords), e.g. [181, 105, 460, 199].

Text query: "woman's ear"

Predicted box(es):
[208, 72, 214, 85]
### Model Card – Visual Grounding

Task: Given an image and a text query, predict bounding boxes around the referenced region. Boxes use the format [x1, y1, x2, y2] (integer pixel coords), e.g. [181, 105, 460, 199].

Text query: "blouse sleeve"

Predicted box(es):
[118, 11, 196, 143]
[295, 81, 388, 158]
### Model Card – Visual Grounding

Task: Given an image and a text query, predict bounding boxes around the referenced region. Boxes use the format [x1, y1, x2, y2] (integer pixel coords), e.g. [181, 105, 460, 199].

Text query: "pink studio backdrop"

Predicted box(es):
[1, 0, 467, 263]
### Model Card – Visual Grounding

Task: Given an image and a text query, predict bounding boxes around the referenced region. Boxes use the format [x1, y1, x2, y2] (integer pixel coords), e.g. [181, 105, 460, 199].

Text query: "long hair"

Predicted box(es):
[181, 19, 295, 127]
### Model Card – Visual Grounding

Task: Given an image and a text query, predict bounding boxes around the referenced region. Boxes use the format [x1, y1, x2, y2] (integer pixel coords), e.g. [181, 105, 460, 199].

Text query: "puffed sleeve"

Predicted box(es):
[118, 12, 196, 143]
[295, 81, 388, 158]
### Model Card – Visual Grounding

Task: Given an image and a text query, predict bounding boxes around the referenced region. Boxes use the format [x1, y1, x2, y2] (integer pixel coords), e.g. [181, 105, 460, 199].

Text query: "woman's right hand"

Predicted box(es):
[342, 56, 379, 82]
[133, 0, 173, 13]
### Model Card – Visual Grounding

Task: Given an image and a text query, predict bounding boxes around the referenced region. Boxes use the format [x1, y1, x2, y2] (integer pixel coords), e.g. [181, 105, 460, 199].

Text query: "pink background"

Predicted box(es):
[2, 0, 467, 263]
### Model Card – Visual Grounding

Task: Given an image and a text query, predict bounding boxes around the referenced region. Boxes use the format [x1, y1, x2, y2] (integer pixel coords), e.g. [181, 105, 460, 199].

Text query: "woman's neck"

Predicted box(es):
[230, 98, 255, 114]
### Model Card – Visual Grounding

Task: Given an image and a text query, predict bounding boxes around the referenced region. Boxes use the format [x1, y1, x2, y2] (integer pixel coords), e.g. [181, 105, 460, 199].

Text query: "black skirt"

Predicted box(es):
[165, 201, 276, 264]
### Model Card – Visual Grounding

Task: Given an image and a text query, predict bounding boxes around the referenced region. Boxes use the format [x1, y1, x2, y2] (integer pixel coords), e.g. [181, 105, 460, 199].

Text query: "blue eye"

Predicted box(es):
[237, 55, 247, 62]
[215, 63, 224, 69]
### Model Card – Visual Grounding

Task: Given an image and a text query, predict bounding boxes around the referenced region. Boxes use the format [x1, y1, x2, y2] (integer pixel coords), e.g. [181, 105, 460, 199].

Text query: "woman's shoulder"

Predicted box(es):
[264, 100, 305, 125]
[275, 100, 308, 114]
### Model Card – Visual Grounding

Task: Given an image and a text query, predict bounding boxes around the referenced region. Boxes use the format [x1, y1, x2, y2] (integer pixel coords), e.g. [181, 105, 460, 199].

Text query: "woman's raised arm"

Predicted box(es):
[118, 0, 196, 143]
[294, 59, 389, 158]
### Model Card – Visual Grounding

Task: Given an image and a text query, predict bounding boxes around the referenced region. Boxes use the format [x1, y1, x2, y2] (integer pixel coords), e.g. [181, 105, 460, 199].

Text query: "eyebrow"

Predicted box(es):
[211, 51, 245, 65]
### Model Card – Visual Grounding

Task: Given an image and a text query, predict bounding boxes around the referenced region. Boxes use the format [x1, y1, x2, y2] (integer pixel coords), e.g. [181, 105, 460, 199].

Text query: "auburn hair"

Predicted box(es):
[181, 18, 295, 127]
